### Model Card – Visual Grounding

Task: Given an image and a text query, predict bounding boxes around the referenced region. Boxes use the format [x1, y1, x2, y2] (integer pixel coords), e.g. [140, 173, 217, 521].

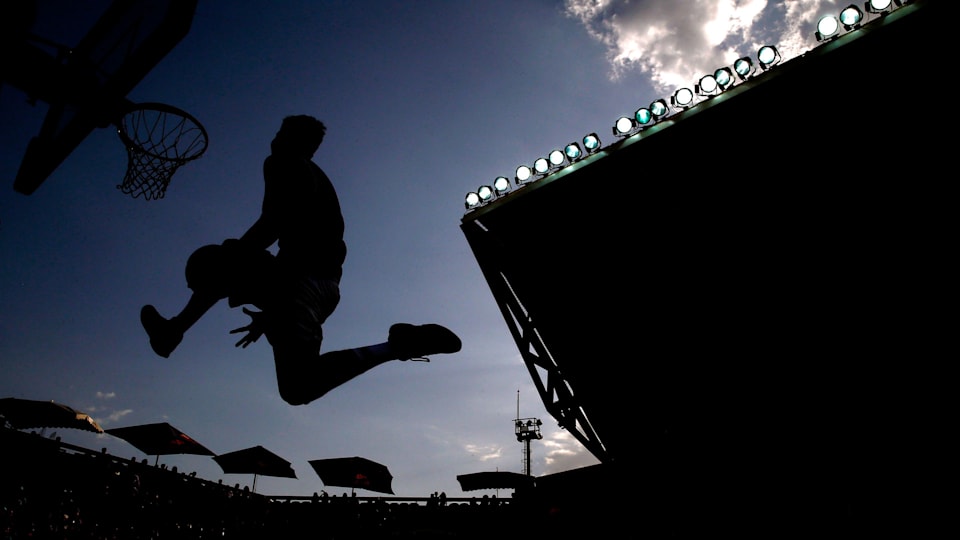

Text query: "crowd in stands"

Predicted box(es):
[1, 426, 549, 539]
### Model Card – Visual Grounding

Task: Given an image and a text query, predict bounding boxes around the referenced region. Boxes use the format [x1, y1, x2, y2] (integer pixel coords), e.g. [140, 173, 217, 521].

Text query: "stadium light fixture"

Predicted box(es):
[866, 0, 894, 13]
[582, 133, 601, 153]
[758, 46, 781, 70]
[671, 87, 695, 109]
[515, 165, 533, 185]
[816, 15, 840, 41]
[478, 185, 494, 203]
[734, 56, 755, 80]
[564, 142, 583, 161]
[465, 191, 481, 209]
[493, 176, 511, 194]
[613, 116, 635, 137]
[649, 99, 669, 119]
[714, 67, 736, 90]
[696, 74, 719, 96]
[635, 107, 654, 127]
[839, 5, 864, 28]
[547, 149, 566, 169]
[533, 157, 550, 176]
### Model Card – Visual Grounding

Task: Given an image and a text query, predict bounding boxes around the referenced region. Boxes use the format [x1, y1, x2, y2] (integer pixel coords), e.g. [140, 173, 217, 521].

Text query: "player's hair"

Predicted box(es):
[281, 115, 326, 149]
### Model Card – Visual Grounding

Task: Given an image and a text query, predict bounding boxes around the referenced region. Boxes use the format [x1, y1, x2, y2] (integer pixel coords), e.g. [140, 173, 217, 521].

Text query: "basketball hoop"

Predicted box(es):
[116, 102, 208, 200]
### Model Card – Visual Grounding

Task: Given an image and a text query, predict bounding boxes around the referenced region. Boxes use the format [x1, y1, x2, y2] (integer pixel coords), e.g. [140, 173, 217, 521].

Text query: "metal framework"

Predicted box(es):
[463, 219, 610, 463]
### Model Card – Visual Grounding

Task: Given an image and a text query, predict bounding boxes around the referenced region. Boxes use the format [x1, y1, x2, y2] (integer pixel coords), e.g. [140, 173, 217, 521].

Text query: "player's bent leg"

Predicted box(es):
[141, 243, 241, 358]
[140, 305, 184, 358]
[270, 325, 462, 405]
[273, 346, 364, 405]
[388, 323, 462, 361]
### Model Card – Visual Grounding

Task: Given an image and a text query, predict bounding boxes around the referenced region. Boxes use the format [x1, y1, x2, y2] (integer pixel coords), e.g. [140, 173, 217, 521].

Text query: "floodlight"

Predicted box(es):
[493, 176, 510, 194]
[564, 142, 583, 161]
[635, 107, 654, 126]
[817, 15, 840, 40]
[533, 157, 549, 175]
[582, 133, 601, 153]
[839, 5, 864, 28]
[757, 46, 781, 70]
[649, 99, 669, 119]
[671, 87, 695, 108]
[548, 149, 566, 168]
[465, 192, 480, 209]
[714, 67, 735, 89]
[613, 116, 635, 137]
[696, 74, 719, 96]
[515, 165, 532, 184]
[866, 0, 893, 13]
[478, 185, 494, 202]
[734, 56, 755, 80]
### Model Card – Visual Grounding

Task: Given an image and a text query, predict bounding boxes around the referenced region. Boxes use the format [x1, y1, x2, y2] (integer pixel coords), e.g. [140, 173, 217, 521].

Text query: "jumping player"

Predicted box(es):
[140, 115, 461, 405]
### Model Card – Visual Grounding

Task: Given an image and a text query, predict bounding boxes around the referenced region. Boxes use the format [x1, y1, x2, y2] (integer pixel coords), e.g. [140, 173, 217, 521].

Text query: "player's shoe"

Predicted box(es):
[140, 305, 183, 358]
[388, 323, 462, 362]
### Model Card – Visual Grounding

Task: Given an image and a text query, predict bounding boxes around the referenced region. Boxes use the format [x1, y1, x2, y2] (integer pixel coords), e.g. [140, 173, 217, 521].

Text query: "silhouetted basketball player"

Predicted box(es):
[140, 115, 461, 405]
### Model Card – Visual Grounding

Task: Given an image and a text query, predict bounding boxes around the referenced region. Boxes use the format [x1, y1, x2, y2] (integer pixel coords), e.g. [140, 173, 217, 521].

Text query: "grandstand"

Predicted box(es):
[461, 0, 948, 536]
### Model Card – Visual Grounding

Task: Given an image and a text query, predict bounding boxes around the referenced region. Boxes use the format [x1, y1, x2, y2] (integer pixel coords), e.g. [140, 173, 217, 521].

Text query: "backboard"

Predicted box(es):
[1, 0, 199, 195]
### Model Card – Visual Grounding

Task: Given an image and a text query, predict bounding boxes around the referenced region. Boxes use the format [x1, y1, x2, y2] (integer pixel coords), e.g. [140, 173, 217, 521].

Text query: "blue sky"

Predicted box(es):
[1, 0, 849, 497]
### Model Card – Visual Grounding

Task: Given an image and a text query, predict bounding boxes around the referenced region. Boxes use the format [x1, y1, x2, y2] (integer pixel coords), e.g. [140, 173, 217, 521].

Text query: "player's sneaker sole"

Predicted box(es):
[388, 323, 462, 361]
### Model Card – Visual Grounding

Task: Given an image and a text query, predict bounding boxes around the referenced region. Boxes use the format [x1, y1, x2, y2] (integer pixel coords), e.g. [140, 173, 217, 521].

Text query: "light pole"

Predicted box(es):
[514, 390, 542, 476]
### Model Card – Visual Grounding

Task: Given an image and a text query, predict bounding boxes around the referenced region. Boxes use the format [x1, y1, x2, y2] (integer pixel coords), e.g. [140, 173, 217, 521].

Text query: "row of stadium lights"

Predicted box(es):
[815, 0, 912, 41]
[464, 0, 913, 211]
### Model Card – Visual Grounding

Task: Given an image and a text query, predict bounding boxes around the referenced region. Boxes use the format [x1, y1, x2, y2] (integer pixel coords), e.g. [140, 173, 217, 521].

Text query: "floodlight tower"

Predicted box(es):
[514, 390, 542, 476]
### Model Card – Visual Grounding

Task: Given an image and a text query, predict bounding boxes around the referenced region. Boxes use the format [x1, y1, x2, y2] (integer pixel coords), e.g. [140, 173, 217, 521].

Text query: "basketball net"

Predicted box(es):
[117, 103, 208, 200]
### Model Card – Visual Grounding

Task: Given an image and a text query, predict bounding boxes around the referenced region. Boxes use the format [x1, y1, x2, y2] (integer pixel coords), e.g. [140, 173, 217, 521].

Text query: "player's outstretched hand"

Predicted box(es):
[231, 307, 266, 348]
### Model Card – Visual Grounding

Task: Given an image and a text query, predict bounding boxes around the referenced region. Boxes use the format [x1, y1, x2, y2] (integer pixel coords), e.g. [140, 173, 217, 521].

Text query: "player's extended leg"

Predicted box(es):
[271, 324, 462, 406]
[141, 242, 272, 358]
[141, 296, 215, 358]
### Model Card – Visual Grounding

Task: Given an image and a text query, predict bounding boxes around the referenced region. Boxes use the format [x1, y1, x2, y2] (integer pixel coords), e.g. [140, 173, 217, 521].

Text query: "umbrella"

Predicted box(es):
[214, 445, 296, 493]
[309, 456, 394, 495]
[456, 471, 535, 492]
[0, 397, 103, 434]
[106, 422, 215, 465]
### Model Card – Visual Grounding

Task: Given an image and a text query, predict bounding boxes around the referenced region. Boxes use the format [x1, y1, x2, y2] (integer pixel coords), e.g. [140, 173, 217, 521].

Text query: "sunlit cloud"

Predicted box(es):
[94, 408, 133, 426]
[464, 443, 503, 462]
[87, 391, 130, 425]
[539, 429, 600, 475]
[564, 0, 836, 93]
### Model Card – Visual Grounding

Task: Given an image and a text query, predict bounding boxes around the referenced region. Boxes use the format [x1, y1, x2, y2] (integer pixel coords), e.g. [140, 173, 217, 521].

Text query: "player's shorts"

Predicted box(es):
[186, 242, 340, 347]
[276, 275, 340, 347]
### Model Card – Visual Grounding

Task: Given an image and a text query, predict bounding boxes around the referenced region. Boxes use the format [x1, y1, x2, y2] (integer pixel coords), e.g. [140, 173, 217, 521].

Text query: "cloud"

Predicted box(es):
[539, 429, 600, 475]
[108, 409, 133, 422]
[94, 408, 133, 426]
[87, 391, 131, 426]
[564, 0, 836, 93]
[463, 444, 503, 462]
